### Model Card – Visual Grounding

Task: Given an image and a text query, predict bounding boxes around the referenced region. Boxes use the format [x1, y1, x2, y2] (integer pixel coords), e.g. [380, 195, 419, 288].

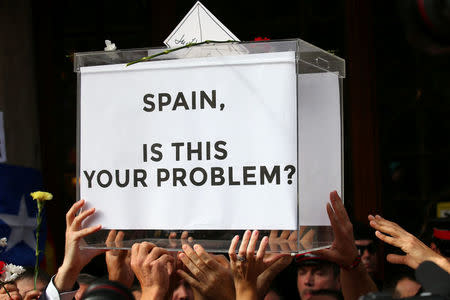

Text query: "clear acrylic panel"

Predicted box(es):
[75, 39, 345, 254]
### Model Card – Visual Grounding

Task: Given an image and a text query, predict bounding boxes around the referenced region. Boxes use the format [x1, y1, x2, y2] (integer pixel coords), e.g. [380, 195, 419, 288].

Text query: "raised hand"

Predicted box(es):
[315, 191, 378, 300]
[54, 199, 105, 292]
[230, 230, 292, 300]
[369, 214, 449, 272]
[316, 191, 359, 267]
[229, 230, 266, 295]
[130, 242, 174, 300]
[177, 243, 235, 300]
[106, 230, 134, 288]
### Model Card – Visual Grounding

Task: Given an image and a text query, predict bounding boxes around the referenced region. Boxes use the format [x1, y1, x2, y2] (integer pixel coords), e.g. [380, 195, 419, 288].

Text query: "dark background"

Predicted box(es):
[2, 0, 450, 285]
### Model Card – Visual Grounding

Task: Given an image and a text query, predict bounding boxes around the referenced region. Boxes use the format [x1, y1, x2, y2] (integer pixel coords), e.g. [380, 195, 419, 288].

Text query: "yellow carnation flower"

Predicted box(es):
[30, 191, 53, 201]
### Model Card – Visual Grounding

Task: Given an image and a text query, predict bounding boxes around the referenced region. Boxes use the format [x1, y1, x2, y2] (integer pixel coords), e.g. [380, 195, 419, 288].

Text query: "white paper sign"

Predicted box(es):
[164, 1, 239, 48]
[80, 52, 297, 230]
[298, 72, 342, 226]
[0, 112, 6, 163]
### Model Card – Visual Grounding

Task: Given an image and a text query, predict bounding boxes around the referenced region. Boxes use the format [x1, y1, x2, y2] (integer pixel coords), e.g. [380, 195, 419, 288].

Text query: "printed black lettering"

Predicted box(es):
[214, 141, 227, 160]
[260, 165, 280, 184]
[83, 170, 96, 188]
[116, 169, 130, 187]
[134, 169, 148, 187]
[151, 143, 163, 162]
[143, 94, 155, 112]
[157, 168, 170, 186]
[97, 170, 112, 188]
[243, 166, 257, 185]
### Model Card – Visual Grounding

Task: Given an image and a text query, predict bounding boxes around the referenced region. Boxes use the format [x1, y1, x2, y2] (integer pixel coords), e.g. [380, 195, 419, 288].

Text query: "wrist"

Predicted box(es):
[235, 287, 258, 300]
[59, 260, 82, 275]
[234, 278, 257, 290]
[340, 246, 360, 266]
[340, 255, 361, 271]
[54, 265, 80, 292]
[141, 286, 166, 300]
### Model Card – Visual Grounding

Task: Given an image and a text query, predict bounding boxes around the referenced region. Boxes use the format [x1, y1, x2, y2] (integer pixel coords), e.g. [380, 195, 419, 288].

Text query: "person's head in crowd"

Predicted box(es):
[354, 223, 378, 275]
[81, 279, 134, 300]
[393, 275, 422, 298]
[429, 217, 450, 258]
[309, 289, 344, 300]
[295, 253, 340, 300]
[75, 273, 98, 300]
[15, 267, 50, 297]
[171, 279, 194, 300]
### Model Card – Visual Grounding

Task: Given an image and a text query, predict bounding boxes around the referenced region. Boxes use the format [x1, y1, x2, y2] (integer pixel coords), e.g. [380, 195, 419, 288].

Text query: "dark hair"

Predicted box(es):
[16, 267, 51, 285]
[81, 279, 134, 300]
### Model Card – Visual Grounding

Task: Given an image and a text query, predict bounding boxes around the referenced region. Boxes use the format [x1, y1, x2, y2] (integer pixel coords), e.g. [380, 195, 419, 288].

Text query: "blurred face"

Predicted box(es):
[172, 279, 194, 300]
[297, 264, 340, 300]
[355, 240, 377, 274]
[16, 277, 46, 296]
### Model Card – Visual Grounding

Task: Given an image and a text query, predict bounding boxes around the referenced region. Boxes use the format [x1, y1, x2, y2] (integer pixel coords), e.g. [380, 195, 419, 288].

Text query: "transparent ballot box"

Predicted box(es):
[74, 39, 345, 254]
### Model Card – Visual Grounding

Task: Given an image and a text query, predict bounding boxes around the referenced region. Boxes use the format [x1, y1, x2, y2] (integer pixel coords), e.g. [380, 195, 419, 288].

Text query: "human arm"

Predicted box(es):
[316, 191, 377, 300]
[130, 242, 174, 300]
[105, 230, 134, 288]
[369, 214, 450, 273]
[53, 199, 104, 293]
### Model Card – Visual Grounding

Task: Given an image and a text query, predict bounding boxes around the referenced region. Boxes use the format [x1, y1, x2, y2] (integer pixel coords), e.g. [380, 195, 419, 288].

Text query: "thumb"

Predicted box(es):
[386, 254, 417, 269]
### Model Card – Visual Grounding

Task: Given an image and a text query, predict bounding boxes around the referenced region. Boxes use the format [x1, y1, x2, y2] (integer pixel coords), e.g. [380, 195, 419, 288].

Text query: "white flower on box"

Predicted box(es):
[0, 238, 7, 248]
[104, 40, 117, 51]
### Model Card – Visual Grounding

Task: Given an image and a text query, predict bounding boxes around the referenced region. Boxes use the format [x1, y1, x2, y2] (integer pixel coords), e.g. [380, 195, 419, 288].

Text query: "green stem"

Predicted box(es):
[2, 283, 12, 299]
[126, 40, 236, 66]
[34, 201, 43, 290]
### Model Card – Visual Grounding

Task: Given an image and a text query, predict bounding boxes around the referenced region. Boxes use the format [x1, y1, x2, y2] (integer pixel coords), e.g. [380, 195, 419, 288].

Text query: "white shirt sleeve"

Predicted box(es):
[43, 275, 78, 300]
